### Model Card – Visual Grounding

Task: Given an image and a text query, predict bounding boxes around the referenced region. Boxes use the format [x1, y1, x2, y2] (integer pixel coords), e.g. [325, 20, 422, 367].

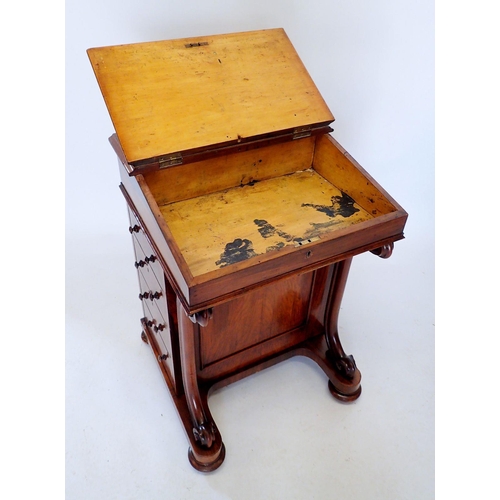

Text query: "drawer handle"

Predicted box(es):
[144, 255, 157, 264]
[149, 291, 162, 301]
[139, 291, 162, 301]
[154, 323, 165, 332]
[128, 224, 141, 233]
[158, 353, 169, 361]
[134, 260, 146, 268]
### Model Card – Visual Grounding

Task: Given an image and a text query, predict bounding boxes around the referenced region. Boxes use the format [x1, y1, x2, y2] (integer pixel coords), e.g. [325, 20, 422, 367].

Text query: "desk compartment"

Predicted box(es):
[136, 133, 407, 309]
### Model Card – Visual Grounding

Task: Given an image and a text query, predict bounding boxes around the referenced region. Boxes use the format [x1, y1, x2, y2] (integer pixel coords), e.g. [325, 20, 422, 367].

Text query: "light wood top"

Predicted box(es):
[88, 29, 333, 164]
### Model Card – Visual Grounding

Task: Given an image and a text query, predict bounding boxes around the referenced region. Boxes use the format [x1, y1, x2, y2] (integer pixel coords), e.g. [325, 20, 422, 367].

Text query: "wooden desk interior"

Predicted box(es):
[160, 169, 372, 276]
[143, 134, 399, 279]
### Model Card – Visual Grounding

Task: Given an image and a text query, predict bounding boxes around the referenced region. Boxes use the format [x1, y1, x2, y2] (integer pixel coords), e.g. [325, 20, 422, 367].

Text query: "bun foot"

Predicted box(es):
[188, 442, 226, 473]
[328, 380, 362, 403]
[140, 331, 148, 343]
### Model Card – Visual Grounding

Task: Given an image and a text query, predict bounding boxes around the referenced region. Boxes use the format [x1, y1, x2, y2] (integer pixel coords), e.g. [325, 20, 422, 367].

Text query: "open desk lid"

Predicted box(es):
[88, 28, 334, 174]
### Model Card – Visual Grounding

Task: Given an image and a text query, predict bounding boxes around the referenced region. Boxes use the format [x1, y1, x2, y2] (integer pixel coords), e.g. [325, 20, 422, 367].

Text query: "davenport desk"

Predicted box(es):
[88, 28, 407, 472]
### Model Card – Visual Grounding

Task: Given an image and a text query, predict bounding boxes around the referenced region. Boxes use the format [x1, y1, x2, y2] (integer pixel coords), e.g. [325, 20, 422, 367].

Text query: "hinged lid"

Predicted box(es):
[88, 28, 334, 174]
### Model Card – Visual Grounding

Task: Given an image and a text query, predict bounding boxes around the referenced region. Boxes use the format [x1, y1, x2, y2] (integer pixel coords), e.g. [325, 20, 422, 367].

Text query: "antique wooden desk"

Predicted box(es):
[88, 28, 407, 472]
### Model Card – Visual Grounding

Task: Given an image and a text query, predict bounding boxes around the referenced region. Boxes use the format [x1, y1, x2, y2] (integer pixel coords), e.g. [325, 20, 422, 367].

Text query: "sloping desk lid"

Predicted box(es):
[88, 28, 334, 172]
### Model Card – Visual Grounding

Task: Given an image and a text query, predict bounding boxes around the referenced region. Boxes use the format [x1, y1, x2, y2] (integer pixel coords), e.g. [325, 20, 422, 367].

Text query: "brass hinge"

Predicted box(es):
[159, 153, 183, 168]
[293, 126, 312, 140]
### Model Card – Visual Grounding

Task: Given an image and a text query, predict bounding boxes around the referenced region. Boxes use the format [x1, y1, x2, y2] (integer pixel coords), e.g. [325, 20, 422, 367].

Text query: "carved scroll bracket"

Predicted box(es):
[193, 422, 216, 448]
[324, 259, 358, 381]
[329, 352, 357, 379]
[189, 308, 213, 327]
[178, 301, 219, 453]
[370, 242, 394, 259]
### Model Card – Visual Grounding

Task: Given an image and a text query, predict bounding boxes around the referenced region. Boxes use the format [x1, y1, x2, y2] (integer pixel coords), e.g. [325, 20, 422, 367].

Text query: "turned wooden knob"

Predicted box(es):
[158, 353, 169, 361]
[128, 224, 140, 233]
[134, 260, 146, 268]
[139, 292, 150, 300]
[146, 320, 153, 328]
[153, 323, 165, 332]
[149, 291, 162, 300]
[145, 255, 157, 263]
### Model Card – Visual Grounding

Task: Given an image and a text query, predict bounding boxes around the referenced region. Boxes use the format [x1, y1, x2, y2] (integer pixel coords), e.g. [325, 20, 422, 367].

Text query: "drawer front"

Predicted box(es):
[132, 231, 165, 290]
[127, 207, 166, 292]
[142, 298, 176, 386]
[126, 204, 180, 392]
[138, 269, 168, 326]
[136, 259, 167, 318]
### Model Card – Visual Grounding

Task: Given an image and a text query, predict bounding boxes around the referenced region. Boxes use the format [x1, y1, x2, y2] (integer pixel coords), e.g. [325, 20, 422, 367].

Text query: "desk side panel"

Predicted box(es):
[197, 270, 316, 381]
[118, 160, 190, 303]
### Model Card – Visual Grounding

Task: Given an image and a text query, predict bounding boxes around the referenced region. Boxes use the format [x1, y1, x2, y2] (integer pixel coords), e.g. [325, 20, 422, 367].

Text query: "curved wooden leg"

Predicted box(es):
[177, 299, 225, 472]
[324, 258, 362, 401]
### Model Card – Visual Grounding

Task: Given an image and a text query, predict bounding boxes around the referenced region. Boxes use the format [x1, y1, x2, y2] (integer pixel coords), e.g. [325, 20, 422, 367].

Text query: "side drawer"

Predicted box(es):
[138, 269, 168, 326]
[126, 204, 181, 392]
[127, 206, 166, 292]
[142, 299, 176, 389]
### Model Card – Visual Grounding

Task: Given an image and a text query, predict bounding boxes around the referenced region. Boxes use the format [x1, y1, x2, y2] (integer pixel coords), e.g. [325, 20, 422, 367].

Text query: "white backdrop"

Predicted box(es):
[64, 1, 435, 499]
[67, 0, 434, 241]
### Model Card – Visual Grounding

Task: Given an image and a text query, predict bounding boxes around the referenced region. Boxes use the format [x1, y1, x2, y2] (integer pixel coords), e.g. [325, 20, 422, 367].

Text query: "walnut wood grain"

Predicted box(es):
[140, 318, 225, 472]
[176, 299, 225, 470]
[323, 259, 361, 391]
[177, 300, 215, 447]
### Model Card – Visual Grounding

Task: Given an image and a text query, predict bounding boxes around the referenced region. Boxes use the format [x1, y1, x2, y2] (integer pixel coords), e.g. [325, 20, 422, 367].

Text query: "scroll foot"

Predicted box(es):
[193, 422, 216, 448]
[328, 380, 362, 402]
[297, 335, 362, 403]
[328, 352, 357, 379]
[188, 442, 226, 473]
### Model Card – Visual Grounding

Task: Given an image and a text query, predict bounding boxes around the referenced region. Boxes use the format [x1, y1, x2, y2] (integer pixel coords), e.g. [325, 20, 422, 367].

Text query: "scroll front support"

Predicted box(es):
[321, 243, 395, 400]
[177, 300, 225, 471]
[321, 257, 362, 401]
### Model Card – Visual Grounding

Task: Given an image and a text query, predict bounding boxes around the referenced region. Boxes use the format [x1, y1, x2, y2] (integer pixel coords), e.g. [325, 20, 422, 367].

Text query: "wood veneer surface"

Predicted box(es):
[88, 28, 333, 164]
[159, 169, 373, 277]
